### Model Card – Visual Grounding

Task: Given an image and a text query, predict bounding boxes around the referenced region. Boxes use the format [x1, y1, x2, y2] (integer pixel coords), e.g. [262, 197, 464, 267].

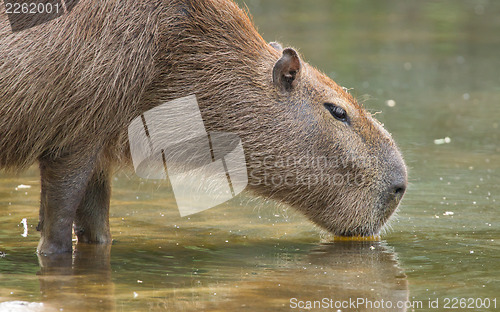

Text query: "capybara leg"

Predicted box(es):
[74, 168, 112, 244]
[37, 154, 98, 254]
[36, 183, 46, 232]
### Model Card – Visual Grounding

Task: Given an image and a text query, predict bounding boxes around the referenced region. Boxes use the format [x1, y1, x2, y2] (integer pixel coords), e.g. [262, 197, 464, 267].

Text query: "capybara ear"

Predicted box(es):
[272, 48, 301, 91]
[269, 41, 283, 52]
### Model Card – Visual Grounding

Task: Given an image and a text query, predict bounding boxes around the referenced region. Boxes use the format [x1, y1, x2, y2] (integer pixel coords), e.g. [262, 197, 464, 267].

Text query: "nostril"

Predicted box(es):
[392, 183, 407, 198]
[394, 185, 406, 196]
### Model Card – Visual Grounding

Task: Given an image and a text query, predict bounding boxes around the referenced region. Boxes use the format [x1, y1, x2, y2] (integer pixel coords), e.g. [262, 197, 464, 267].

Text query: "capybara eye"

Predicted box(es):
[324, 103, 348, 123]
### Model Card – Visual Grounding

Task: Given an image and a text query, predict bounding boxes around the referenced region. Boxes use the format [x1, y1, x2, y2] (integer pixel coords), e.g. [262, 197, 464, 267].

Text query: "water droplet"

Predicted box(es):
[386, 99, 396, 107]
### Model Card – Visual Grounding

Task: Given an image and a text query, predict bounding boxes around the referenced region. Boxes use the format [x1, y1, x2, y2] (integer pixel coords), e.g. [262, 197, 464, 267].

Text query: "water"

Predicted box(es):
[1, 0, 499, 311]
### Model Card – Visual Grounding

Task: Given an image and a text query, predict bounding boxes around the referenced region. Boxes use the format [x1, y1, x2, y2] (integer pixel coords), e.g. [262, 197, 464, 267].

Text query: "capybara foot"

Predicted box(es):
[37, 236, 73, 255]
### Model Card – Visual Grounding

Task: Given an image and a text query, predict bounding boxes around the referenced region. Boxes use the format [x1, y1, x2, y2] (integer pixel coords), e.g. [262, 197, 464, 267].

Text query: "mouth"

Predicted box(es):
[381, 193, 404, 222]
[335, 227, 380, 238]
[321, 198, 402, 238]
[332, 235, 381, 242]
[324, 221, 381, 238]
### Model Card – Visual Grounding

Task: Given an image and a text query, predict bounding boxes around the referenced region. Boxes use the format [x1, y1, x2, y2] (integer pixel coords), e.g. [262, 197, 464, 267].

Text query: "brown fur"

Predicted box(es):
[0, 0, 407, 254]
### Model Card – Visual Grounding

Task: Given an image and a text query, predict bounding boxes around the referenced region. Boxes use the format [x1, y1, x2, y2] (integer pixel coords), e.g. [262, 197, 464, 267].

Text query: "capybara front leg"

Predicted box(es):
[37, 154, 98, 254]
[74, 167, 112, 244]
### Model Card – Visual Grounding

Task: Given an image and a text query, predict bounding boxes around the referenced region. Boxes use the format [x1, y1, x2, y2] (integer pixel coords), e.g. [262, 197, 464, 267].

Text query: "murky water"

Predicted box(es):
[1, 0, 499, 311]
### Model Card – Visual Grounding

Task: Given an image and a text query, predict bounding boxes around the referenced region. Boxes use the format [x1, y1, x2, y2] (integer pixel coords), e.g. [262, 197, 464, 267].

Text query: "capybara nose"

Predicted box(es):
[383, 177, 406, 215]
[387, 164, 407, 202]
[384, 149, 408, 204]
[391, 182, 406, 199]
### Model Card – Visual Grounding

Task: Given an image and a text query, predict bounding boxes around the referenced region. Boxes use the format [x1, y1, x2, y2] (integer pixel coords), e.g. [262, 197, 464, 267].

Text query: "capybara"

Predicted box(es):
[0, 0, 407, 254]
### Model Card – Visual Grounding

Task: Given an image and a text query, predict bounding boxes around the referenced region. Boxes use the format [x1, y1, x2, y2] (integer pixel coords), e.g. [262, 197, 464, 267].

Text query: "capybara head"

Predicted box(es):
[240, 45, 407, 237]
[243, 45, 408, 237]
[156, 0, 408, 236]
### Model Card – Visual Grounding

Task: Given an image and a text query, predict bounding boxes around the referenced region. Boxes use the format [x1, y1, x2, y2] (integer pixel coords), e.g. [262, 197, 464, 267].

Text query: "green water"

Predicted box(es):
[1, 0, 499, 311]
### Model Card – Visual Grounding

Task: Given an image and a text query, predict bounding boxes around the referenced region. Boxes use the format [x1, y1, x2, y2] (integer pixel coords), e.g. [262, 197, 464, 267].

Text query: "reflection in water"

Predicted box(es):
[204, 242, 410, 312]
[301, 243, 409, 311]
[36, 244, 115, 312]
[27, 242, 408, 311]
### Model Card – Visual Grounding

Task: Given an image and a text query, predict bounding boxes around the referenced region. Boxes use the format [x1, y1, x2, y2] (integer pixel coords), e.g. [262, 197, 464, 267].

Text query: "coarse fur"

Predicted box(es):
[0, 0, 407, 254]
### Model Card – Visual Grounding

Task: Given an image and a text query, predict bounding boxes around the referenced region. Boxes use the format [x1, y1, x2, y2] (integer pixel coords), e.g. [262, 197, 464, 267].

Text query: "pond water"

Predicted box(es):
[1, 0, 499, 311]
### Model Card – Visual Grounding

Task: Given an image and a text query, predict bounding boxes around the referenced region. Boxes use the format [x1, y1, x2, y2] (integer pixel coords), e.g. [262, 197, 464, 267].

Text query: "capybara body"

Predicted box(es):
[0, 0, 407, 254]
